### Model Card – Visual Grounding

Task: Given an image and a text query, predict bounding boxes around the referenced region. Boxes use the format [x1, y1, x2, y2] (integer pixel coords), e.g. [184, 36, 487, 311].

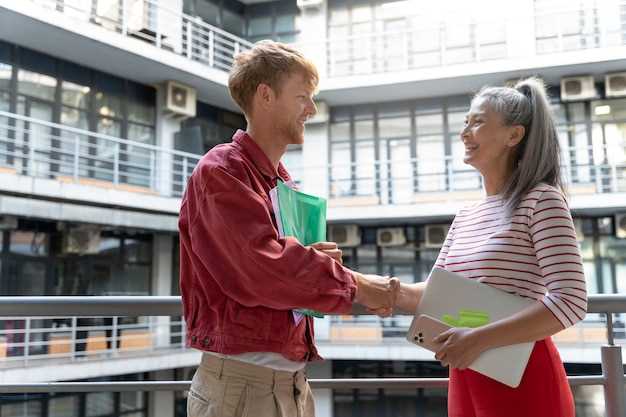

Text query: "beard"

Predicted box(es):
[279, 118, 305, 145]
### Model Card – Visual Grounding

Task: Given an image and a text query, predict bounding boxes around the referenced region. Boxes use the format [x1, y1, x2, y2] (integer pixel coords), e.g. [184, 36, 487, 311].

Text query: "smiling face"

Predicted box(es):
[460, 97, 525, 177]
[269, 72, 317, 146]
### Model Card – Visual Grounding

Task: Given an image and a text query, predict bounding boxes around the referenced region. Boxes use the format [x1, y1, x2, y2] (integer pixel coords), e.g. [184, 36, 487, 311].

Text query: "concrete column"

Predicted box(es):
[152, 233, 174, 348]
[302, 120, 330, 198]
[307, 359, 333, 417]
[155, 83, 183, 197]
[148, 369, 176, 417]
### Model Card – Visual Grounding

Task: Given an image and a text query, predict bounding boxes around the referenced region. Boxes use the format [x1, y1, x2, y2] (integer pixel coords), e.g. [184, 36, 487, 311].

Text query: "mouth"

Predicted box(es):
[464, 144, 478, 153]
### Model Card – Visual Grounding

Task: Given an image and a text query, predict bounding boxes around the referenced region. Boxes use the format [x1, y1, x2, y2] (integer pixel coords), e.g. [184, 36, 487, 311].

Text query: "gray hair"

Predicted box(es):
[473, 77, 564, 213]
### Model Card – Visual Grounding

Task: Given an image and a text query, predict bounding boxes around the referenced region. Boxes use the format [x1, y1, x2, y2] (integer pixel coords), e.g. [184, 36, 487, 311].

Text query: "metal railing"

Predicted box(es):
[321, 2, 626, 78]
[20, 0, 626, 81]
[26, 0, 253, 73]
[0, 110, 200, 197]
[0, 296, 624, 417]
[1, 110, 625, 206]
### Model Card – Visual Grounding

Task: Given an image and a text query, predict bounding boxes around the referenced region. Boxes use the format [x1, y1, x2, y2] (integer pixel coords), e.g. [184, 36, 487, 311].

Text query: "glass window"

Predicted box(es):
[355, 119, 374, 140]
[17, 69, 57, 101]
[248, 16, 272, 37]
[48, 395, 79, 417]
[121, 391, 145, 412]
[330, 142, 352, 196]
[1, 400, 43, 417]
[86, 393, 115, 416]
[128, 123, 155, 145]
[125, 238, 151, 263]
[355, 140, 376, 195]
[61, 81, 90, 109]
[222, 9, 244, 37]
[330, 121, 350, 142]
[0, 63, 11, 91]
[276, 14, 296, 33]
[195, 0, 219, 26]
[379, 116, 410, 139]
[592, 99, 626, 122]
[10, 231, 48, 256]
[127, 99, 155, 125]
[416, 112, 444, 135]
[94, 91, 122, 120]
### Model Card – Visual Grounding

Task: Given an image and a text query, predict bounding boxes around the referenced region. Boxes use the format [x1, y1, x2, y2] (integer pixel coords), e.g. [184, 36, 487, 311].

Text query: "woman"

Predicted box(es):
[394, 78, 587, 416]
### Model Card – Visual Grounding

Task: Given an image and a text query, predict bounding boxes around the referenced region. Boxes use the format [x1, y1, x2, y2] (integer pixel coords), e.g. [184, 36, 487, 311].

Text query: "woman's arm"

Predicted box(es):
[395, 282, 426, 314]
[433, 301, 563, 369]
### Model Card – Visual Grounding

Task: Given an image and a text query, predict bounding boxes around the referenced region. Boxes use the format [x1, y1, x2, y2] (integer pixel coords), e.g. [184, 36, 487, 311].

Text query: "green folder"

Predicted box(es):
[274, 181, 327, 318]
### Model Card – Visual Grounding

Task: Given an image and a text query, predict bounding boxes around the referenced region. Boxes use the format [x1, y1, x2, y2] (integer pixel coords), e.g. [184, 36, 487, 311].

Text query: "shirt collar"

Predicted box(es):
[232, 130, 289, 181]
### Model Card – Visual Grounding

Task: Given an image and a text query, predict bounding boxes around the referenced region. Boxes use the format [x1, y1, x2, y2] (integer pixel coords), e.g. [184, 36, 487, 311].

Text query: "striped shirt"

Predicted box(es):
[434, 183, 587, 328]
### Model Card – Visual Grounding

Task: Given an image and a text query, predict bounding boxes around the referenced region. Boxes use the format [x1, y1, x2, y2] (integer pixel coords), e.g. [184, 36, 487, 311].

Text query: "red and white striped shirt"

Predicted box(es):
[435, 183, 587, 328]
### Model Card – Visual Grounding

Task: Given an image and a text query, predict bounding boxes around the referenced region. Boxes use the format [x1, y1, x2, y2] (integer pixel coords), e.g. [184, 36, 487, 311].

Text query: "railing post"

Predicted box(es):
[111, 316, 118, 357]
[602, 313, 626, 417]
[186, 18, 193, 58]
[182, 157, 188, 191]
[150, 151, 156, 190]
[113, 143, 120, 185]
[121, 0, 127, 36]
[208, 31, 215, 67]
[70, 316, 77, 361]
[73, 136, 80, 181]
[24, 318, 30, 363]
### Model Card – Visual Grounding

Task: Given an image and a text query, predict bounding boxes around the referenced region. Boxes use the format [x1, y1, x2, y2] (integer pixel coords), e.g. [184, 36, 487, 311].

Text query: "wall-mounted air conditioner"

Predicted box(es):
[616, 214, 626, 239]
[424, 225, 449, 248]
[63, 226, 101, 255]
[328, 224, 361, 247]
[606, 72, 626, 98]
[560, 76, 597, 101]
[165, 81, 197, 118]
[377, 227, 406, 247]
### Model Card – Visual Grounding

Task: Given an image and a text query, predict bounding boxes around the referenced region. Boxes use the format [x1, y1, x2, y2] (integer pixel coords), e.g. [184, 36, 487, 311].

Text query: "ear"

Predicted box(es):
[255, 83, 275, 110]
[508, 125, 525, 147]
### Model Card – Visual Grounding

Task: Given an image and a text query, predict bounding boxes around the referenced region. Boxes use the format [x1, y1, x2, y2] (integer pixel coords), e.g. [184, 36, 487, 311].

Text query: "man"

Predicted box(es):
[179, 40, 398, 417]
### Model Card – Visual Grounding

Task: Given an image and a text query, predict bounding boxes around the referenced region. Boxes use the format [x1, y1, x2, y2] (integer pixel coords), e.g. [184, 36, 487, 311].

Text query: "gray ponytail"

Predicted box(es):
[473, 77, 564, 213]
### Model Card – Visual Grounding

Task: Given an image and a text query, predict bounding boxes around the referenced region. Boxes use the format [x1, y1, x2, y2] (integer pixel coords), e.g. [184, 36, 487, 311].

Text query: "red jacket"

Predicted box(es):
[178, 130, 357, 362]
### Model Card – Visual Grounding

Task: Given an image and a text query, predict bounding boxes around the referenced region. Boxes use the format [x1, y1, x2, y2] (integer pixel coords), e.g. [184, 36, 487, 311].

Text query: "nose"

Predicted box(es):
[460, 124, 470, 142]
[306, 98, 317, 119]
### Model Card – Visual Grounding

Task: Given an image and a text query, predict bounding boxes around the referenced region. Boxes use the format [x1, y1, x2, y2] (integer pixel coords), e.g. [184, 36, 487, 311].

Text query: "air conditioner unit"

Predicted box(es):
[424, 225, 449, 248]
[165, 81, 197, 118]
[297, 0, 323, 10]
[306, 101, 329, 124]
[606, 72, 626, 98]
[127, 0, 157, 35]
[560, 76, 597, 101]
[616, 214, 626, 239]
[377, 227, 406, 247]
[63, 226, 101, 255]
[0, 215, 17, 230]
[328, 224, 361, 247]
[573, 218, 584, 242]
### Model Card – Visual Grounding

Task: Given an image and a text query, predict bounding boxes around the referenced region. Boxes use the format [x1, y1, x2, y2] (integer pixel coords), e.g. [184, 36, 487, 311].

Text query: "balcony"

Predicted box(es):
[1, 110, 626, 225]
[0, 0, 253, 110]
[0, 295, 625, 417]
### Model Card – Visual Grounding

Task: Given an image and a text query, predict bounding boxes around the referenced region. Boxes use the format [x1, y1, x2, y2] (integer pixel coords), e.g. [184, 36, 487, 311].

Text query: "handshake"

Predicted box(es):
[352, 272, 401, 317]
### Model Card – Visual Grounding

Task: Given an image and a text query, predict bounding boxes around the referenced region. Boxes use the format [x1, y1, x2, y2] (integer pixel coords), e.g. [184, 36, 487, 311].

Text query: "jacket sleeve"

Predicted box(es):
[187, 164, 356, 314]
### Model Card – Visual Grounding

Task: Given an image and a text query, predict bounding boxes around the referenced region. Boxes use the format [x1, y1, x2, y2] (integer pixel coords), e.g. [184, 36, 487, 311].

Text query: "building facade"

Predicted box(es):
[0, 0, 625, 416]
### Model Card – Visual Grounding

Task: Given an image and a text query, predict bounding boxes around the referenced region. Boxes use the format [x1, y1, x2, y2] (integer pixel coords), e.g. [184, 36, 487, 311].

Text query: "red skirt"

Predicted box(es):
[448, 338, 575, 417]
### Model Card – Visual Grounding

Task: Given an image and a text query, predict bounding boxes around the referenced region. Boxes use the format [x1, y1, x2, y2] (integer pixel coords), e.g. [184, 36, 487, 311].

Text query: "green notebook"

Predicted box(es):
[271, 181, 327, 318]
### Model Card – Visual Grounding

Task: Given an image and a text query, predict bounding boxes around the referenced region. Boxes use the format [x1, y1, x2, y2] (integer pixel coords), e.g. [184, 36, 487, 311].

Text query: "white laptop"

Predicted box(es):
[408, 267, 536, 388]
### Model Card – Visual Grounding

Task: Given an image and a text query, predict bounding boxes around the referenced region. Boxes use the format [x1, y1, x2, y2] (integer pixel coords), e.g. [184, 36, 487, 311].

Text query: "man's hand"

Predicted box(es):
[311, 241, 343, 264]
[353, 273, 400, 317]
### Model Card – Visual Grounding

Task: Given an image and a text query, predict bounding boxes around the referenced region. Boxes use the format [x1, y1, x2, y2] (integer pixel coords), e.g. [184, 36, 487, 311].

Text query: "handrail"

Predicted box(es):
[0, 294, 621, 316]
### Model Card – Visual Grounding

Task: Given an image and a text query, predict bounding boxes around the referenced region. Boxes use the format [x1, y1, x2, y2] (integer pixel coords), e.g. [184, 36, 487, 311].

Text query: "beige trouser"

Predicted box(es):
[187, 353, 315, 417]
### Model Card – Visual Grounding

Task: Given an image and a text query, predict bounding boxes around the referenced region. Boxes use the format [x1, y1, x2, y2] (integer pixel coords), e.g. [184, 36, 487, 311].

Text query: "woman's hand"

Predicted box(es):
[433, 327, 490, 370]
